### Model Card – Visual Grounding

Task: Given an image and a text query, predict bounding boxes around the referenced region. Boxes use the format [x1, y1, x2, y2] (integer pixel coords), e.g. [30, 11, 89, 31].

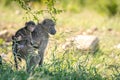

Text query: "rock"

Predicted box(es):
[0, 30, 8, 37]
[108, 28, 112, 32]
[15, 10, 21, 15]
[114, 44, 120, 49]
[0, 30, 13, 42]
[62, 35, 99, 53]
[1, 53, 7, 59]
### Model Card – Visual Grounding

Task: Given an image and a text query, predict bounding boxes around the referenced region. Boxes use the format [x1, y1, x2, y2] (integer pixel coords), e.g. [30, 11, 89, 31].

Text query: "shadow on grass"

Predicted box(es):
[0, 57, 105, 80]
[108, 64, 120, 80]
[0, 60, 117, 80]
[32, 63, 106, 80]
[0, 47, 118, 80]
[0, 64, 29, 80]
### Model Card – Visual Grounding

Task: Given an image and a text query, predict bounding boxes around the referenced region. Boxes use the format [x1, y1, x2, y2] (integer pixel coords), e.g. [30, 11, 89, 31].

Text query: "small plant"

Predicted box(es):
[14, 0, 62, 22]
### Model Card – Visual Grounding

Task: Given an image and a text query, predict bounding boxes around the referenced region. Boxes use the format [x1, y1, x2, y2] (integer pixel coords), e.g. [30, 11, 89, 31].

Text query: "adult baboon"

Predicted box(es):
[32, 18, 56, 65]
[12, 21, 40, 72]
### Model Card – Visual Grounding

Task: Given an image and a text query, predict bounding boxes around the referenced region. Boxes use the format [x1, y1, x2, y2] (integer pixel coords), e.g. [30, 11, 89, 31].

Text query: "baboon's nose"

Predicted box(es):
[50, 30, 56, 35]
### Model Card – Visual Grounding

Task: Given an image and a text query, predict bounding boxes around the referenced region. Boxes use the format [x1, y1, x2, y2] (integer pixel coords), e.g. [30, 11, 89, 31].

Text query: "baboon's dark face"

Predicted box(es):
[27, 25, 36, 32]
[43, 19, 56, 35]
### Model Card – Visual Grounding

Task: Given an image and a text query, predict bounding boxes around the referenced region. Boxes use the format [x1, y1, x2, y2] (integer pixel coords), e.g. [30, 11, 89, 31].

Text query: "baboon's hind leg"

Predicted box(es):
[26, 54, 41, 73]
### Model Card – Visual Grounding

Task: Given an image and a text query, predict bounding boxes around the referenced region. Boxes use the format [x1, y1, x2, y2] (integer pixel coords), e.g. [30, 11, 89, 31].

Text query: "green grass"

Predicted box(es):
[0, 3, 120, 80]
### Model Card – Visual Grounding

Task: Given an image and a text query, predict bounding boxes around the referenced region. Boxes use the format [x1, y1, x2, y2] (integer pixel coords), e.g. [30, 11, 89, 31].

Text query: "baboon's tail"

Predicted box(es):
[0, 56, 2, 65]
[14, 54, 18, 69]
[12, 36, 18, 70]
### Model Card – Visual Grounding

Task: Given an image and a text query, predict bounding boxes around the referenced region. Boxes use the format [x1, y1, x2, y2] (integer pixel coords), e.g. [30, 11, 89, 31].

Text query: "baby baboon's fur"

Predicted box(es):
[32, 18, 56, 65]
[12, 21, 40, 72]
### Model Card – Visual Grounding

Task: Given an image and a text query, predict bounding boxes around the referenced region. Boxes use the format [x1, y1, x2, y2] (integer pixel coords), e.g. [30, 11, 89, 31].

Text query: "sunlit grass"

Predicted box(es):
[0, 3, 120, 80]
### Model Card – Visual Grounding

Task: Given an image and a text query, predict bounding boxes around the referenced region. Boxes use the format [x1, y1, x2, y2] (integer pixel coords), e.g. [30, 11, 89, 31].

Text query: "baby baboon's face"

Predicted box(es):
[26, 21, 36, 32]
[43, 19, 56, 35]
[29, 25, 36, 32]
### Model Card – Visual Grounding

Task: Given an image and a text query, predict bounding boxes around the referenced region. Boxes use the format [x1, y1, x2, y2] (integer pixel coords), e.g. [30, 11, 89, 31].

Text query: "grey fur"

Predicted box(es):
[12, 21, 40, 72]
[32, 19, 56, 65]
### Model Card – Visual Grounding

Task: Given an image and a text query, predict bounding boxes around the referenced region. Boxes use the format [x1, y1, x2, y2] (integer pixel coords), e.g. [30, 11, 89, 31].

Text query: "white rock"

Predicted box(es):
[0, 30, 8, 37]
[114, 44, 120, 49]
[1, 53, 7, 59]
[63, 35, 99, 53]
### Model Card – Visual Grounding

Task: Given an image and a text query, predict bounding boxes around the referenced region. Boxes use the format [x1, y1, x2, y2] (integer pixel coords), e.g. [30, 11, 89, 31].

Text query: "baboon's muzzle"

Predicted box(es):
[50, 29, 56, 35]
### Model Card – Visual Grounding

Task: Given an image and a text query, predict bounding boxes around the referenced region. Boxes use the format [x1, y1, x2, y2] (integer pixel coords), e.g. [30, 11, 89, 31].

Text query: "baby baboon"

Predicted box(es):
[12, 21, 40, 71]
[32, 18, 56, 65]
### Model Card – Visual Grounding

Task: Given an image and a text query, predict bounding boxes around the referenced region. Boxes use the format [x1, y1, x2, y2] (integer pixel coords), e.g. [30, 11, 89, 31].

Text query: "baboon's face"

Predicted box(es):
[43, 19, 56, 35]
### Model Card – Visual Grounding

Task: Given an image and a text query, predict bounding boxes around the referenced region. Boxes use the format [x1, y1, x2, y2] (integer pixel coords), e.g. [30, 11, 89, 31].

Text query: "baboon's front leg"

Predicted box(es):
[38, 40, 48, 65]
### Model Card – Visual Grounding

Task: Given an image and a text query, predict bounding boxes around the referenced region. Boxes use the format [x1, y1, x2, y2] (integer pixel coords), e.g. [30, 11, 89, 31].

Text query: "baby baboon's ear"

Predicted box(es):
[25, 22, 28, 26]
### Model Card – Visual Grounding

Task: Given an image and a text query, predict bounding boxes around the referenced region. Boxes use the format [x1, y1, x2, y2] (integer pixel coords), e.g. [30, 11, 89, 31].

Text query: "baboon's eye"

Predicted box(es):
[51, 24, 54, 26]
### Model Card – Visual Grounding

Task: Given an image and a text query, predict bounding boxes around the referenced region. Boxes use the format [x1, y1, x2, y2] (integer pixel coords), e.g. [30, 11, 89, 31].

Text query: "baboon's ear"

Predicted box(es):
[42, 20, 46, 25]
